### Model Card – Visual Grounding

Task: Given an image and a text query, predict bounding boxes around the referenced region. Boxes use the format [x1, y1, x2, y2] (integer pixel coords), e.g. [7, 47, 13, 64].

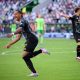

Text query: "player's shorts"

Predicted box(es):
[74, 33, 80, 42]
[37, 30, 44, 35]
[24, 36, 38, 52]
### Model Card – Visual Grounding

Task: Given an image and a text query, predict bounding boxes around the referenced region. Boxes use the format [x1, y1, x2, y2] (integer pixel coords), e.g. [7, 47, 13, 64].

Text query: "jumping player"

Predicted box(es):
[4, 10, 49, 77]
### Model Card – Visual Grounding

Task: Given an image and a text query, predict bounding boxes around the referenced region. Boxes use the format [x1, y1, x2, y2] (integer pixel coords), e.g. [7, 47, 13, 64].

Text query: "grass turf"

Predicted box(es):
[0, 38, 80, 80]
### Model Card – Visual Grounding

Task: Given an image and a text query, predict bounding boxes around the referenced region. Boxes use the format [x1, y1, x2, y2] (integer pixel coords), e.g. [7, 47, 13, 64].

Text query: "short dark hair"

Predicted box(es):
[75, 7, 80, 13]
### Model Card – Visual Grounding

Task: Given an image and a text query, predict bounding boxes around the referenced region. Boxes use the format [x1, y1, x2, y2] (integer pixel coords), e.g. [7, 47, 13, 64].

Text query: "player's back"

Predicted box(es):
[20, 18, 38, 41]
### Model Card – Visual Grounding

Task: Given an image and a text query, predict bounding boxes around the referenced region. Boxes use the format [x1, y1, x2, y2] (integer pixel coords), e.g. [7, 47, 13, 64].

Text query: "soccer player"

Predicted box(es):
[35, 14, 46, 44]
[59, 7, 80, 60]
[4, 10, 49, 77]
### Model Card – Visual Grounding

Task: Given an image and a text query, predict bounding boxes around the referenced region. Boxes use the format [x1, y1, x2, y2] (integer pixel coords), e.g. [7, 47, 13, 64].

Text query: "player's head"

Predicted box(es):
[13, 10, 23, 21]
[75, 7, 80, 14]
[36, 13, 42, 18]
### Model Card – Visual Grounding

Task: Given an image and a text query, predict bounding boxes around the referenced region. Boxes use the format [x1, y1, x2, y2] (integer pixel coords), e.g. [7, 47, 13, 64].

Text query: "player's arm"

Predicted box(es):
[4, 33, 22, 48]
[13, 27, 22, 35]
[59, 12, 71, 19]
[7, 27, 22, 38]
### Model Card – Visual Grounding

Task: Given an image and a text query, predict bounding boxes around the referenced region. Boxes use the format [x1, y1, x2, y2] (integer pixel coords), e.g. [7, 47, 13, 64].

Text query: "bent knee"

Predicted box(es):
[22, 51, 29, 58]
[77, 42, 80, 45]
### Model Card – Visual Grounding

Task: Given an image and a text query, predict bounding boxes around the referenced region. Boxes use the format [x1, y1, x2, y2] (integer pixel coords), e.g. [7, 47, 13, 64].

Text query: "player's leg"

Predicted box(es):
[26, 48, 49, 59]
[40, 30, 44, 44]
[22, 41, 41, 77]
[37, 30, 41, 39]
[37, 30, 44, 44]
[75, 35, 80, 60]
[22, 50, 39, 77]
[23, 41, 49, 59]
[26, 40, 49, 58]
[22, 42, 37, 73]
[22, 51, 37, 73]
[76, 42, 80, 60]
[22, 41, 49, 77]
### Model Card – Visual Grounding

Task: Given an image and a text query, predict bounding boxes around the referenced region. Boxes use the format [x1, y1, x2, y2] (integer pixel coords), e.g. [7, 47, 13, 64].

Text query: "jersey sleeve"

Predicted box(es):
[17, 22, 24, 34]
[69, 17, 73, 20]
[69, 16, 75, 21]
[19, 22, 24, 28]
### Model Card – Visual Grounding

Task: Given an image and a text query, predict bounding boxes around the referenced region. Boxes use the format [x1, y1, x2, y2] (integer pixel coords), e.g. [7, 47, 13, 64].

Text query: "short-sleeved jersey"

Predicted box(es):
[19, 18, 38, 41]
[35, 18, 44, 30]
[69, 15, 80, 34]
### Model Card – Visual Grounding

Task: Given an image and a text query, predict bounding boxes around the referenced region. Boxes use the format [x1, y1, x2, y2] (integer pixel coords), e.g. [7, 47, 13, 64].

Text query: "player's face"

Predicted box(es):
[38, 14, 41, 18]
[76, 9, 80, 15]
[13, 11, 21, 21]
[79, 10, 80, 15]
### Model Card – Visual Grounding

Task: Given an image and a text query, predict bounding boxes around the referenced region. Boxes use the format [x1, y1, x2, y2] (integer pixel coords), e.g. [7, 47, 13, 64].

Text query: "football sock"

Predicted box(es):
[29, 49, 42, 58]
[77, 45, 80, 57]
[25, 50, 42, 59]
[23, 56, 36, 73]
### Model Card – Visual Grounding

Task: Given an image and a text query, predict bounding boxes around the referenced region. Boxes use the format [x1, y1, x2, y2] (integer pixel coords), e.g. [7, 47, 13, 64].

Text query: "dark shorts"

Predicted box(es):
[74, 33, 80, 42]
[24, 36, 38, 52]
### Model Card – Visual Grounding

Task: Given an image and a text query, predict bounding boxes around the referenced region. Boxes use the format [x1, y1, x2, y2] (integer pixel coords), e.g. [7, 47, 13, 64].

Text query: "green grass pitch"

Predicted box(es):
[0, 38, 80, 80]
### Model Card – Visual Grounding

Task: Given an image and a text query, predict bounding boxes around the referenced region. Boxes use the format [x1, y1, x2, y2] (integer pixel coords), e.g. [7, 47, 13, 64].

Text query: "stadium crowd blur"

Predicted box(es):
[0, 0, 80, 35]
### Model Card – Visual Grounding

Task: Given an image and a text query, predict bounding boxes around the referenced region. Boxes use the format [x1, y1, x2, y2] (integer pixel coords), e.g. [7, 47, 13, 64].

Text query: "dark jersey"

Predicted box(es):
[69, 15, 80, 34]
[19, 18, 38, 42]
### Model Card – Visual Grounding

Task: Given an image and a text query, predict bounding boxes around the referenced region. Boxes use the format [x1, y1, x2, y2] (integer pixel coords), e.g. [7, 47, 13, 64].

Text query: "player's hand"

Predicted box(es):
[4, 44, 11, 49]
[7, 33, 13, 38]
[59, 12, 64, 16]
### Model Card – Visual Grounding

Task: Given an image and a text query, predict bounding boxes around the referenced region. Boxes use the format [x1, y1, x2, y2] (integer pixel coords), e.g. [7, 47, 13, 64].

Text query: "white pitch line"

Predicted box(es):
[1, 52, 5, 55]
[0, 50, 20, 55]
[0, 48, 76, 56]
[0, 50, 76, 56]
[46, 47, 75, 50]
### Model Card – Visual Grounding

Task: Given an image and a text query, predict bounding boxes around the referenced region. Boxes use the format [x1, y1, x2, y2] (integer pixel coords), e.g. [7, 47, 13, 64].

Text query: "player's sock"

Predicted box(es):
[31, 49, 42, 58]
[77, 45, 80, 57]
[28, 48, 49, 58]
[26, 50, 42, 58]
[23, 56, 36, 73]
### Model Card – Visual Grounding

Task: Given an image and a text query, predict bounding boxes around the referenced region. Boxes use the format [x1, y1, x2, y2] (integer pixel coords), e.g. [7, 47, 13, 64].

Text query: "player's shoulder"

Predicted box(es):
[72, 15, 77, 18]
[69, 14, 76, 20]
[71, 14, 79, 19]
[21, 18, 29, 24]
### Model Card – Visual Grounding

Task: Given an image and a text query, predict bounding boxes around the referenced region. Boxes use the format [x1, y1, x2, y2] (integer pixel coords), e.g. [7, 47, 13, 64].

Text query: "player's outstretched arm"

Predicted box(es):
[14, 27, 22, 35]
[4, 34, 22, 48]
[7, 27, 22, 38]
[59, 12, 70, 19]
